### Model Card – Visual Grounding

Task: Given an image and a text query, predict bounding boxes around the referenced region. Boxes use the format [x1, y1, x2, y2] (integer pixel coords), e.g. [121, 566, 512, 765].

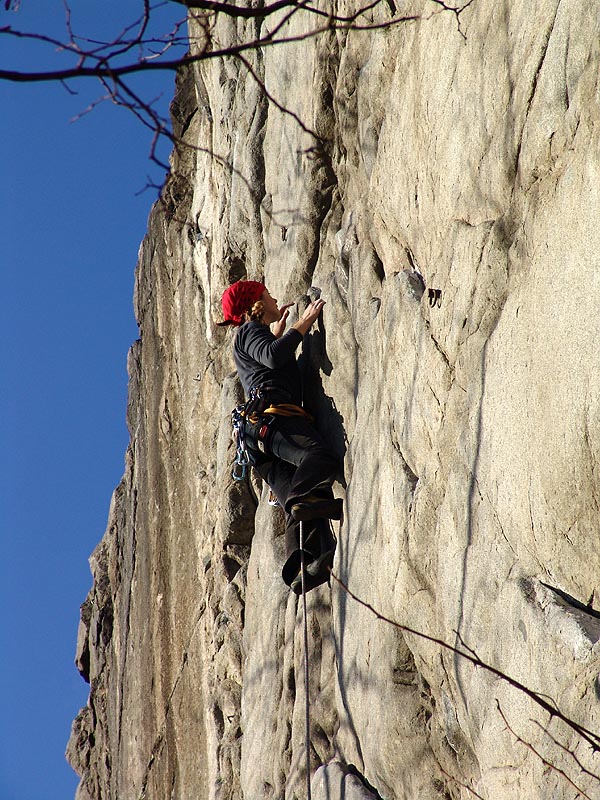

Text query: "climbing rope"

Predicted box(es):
[299, 520, 312, 800]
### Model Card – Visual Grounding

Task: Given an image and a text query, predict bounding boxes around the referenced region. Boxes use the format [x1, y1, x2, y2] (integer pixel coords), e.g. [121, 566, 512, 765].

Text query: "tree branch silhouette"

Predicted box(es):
[329, 571, 600, 755]
[0, 0, 471, 190]
[437, 766, 485, 800]
[532, 717, 600, 786]
[0, 12, 420, 83]
[497, 702, 594, 800]
[0, 0, 418, 182]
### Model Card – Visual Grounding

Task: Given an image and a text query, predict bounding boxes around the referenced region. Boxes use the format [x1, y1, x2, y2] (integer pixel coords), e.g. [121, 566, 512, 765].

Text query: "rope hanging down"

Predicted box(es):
[299, 520, 312, 800]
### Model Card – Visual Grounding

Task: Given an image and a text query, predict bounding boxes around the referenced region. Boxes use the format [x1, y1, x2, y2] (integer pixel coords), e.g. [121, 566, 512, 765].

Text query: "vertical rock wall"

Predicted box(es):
[68, 1, 600, 798]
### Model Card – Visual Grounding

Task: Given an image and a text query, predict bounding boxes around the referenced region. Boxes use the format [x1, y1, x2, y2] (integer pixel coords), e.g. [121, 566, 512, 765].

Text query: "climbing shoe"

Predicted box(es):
[289, 565, 332, 595]
[290, 550, 334, 593]
[306, 548, 335, 577]
[290, 570, 303, 594]
[290, 496, 343, 522]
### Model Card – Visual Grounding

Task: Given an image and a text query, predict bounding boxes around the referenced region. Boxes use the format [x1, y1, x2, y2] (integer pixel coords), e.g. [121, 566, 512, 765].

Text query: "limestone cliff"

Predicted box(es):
[67, 1, 600, 798]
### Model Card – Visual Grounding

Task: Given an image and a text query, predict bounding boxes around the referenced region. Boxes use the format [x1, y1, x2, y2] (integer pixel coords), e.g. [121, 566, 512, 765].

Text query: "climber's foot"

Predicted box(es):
[290, 496, 343, 522]
[290, 570, 303, 593]
[306, 549, 335, 577]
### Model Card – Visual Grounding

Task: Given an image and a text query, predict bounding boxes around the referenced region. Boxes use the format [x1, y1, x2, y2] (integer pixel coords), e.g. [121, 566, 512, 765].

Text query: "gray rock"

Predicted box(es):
[68, 2, 600, 799]
[312, 761, 379, 800]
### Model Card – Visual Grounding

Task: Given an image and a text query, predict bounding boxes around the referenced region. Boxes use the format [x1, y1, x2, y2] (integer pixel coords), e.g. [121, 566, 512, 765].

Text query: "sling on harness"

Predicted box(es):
[231, 386, 313, 481]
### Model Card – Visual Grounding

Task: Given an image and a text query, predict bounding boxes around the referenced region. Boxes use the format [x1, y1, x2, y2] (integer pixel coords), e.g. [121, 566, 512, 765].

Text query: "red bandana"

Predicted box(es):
[221, 280, 266, 326]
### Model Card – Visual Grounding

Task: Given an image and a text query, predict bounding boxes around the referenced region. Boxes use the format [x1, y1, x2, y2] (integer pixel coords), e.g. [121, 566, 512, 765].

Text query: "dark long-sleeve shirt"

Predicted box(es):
[234, 320, 303, 404]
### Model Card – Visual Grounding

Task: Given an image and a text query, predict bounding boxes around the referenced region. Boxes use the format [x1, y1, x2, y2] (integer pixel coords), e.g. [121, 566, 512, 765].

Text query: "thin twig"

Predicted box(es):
[438, 766, 486, 800]
[69, 92, 112, 122]
[531, 719, 600, 784]
[235, 53, 324, 143]
[497, 702, 595, 800]
[329, 571, 600, 752]
[428, 0, 475, 40]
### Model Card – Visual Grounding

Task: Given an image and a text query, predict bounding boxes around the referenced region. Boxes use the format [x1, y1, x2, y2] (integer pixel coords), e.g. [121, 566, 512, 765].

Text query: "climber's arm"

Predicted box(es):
[241, 324, 302, 369]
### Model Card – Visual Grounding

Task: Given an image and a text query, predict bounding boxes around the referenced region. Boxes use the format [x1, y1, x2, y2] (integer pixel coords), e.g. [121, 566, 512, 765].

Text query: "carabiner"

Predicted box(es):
[232, 460, 247, 481]
[232, 448, 251, 481]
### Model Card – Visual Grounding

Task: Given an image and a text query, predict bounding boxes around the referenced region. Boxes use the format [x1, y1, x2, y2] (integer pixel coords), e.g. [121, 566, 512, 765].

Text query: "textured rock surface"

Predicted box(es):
[68, 1, 600, 798]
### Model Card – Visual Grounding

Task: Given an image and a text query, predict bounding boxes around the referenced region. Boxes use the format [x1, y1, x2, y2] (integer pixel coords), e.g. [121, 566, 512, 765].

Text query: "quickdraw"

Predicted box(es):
[231, 403, 252, 481]
[231, 385, 269, 481]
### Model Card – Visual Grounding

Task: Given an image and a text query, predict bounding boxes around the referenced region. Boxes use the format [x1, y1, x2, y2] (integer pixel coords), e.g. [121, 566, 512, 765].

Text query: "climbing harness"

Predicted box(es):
[231, 386, 313, 481]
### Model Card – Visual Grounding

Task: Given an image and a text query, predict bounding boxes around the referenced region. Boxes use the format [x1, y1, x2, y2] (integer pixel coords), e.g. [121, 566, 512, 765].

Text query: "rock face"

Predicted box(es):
[67, 1, 600, 798]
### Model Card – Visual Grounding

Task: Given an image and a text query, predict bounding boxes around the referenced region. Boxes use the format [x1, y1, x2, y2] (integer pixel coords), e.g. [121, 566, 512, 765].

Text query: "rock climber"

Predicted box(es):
[219, 279, 342, 593]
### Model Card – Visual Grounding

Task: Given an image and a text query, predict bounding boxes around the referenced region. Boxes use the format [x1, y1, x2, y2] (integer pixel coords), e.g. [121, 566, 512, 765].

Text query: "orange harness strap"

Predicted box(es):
[263, 403, 314, 422]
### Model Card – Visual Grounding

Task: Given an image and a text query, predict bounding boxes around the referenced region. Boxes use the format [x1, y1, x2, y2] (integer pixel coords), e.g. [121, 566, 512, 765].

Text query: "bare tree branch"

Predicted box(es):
[532, 719, 600, 786]
[0, 9, 420, 83]
[438, 766, 486, 800]
[497, 702, 595, 800]
[169, 0, 309, 20]
[171, 0, 386, 24]
[236, 53, 324, 143]
[329, 571, 600, 753]
[0, 0, 430, 84]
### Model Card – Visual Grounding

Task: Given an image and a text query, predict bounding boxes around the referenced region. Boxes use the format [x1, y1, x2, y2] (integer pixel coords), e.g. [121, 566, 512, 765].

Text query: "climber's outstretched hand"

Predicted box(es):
[272, 303, 294, 338]
[293, 298, 326, 336]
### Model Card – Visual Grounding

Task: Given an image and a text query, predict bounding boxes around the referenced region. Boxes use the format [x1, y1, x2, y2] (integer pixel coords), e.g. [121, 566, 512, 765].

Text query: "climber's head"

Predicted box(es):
[219, 279, 266, 326]
[219, 280, 282, 327]
[258, 289, 282, 324]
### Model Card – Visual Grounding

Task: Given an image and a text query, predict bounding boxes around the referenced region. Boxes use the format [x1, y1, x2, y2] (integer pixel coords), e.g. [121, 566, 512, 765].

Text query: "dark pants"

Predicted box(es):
[251, 415, 339, 588]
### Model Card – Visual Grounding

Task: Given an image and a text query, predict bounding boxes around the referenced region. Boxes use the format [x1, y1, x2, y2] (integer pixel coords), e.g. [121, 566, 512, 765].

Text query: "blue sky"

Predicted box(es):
[0, 3, 186, 798]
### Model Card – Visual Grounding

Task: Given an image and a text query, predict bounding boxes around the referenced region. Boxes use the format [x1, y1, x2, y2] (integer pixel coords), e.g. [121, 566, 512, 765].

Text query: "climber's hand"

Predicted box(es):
[272, 303, 294, 338]
[293, 298, 326, 336]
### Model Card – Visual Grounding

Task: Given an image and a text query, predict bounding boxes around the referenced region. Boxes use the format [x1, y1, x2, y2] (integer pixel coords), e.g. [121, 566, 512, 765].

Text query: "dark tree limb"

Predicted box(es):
[497, 702, 595, 800]
[329, 570, 600, 754]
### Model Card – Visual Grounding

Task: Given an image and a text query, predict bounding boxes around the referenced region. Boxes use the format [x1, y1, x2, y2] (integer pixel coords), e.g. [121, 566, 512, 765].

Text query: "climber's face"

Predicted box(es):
[260, 289, 281, 323]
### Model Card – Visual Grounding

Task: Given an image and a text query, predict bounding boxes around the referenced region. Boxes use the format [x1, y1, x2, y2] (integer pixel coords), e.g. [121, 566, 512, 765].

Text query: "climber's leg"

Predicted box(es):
[266, 416, 342, 519]
[253, 416, 341, 590]
[253, 458, 305, 556]
[254, 458, 320, 556]
[282, 519, 336, 594]
[254, 455, 336, 592]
